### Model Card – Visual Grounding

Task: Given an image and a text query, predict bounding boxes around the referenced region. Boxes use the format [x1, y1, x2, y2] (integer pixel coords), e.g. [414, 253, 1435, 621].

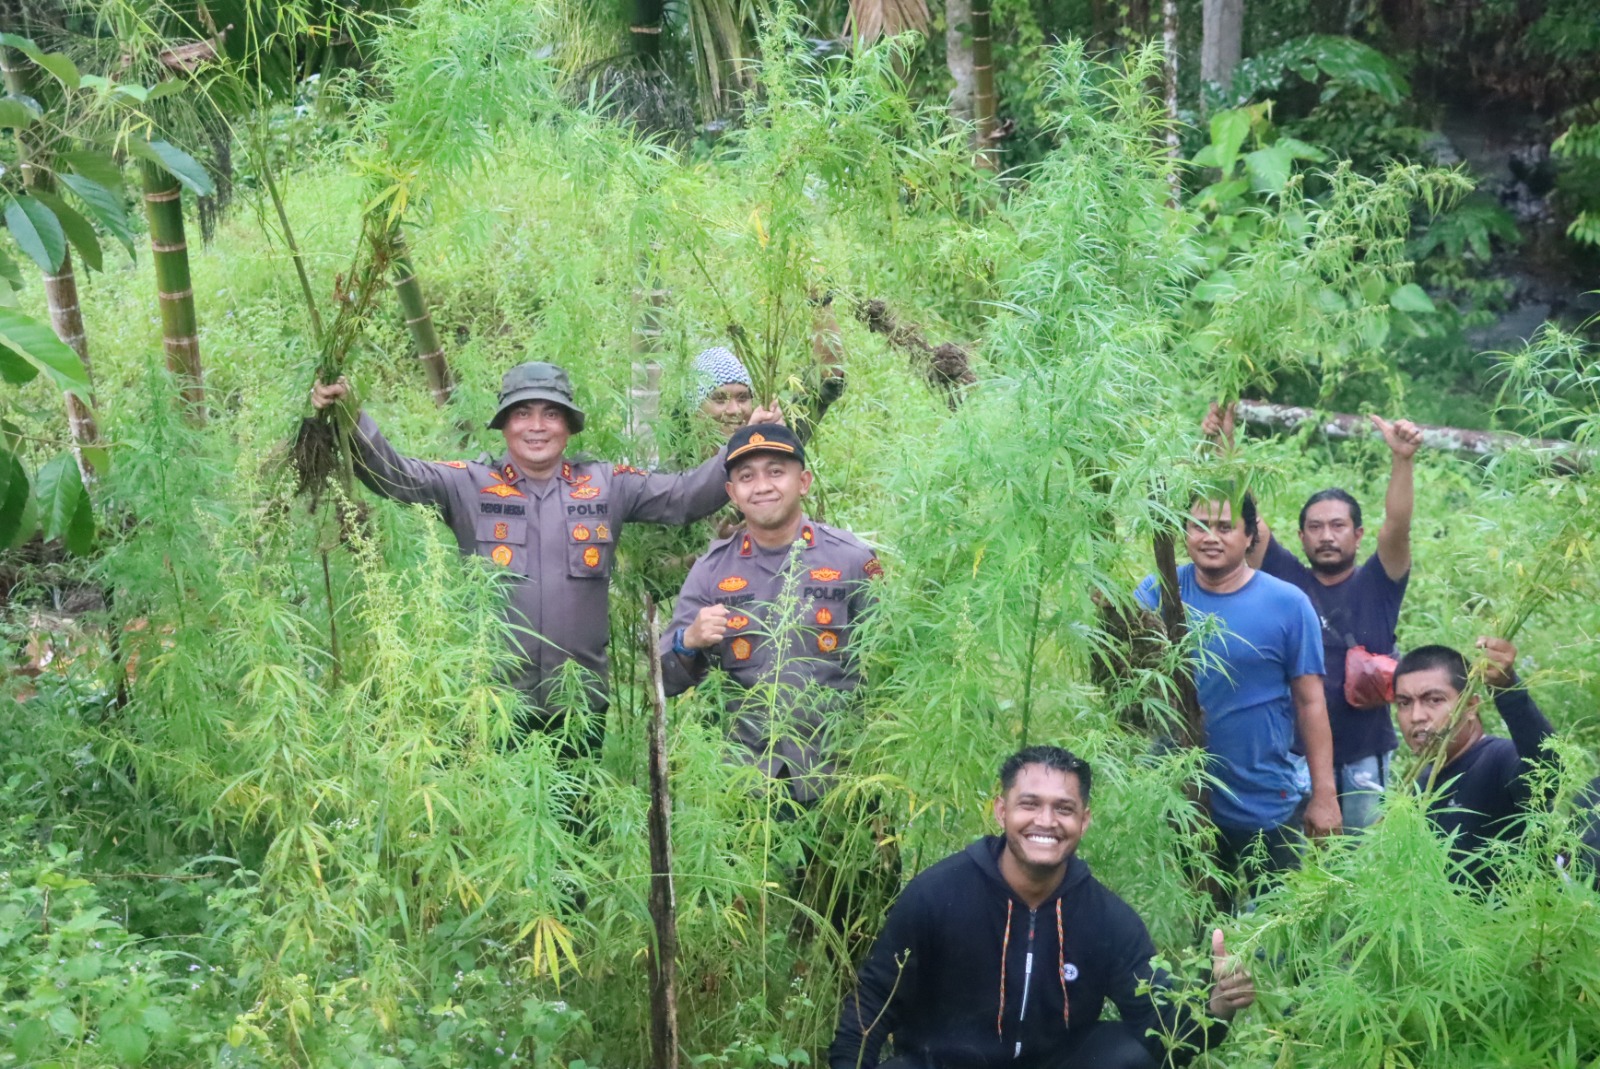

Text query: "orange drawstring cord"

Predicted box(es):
[1055, 899, 1070, 1026]
[996, 899, 1013, 1037]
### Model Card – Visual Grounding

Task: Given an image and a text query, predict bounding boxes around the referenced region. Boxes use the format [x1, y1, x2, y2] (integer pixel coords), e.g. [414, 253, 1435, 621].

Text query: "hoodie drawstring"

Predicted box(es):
[996, 899, 1013, 1037]
[1055, 899, 1070, 1027]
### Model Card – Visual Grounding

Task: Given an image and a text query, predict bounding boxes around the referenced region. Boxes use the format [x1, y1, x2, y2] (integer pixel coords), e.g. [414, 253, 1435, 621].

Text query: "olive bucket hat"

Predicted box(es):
[487, 361, 587, 432]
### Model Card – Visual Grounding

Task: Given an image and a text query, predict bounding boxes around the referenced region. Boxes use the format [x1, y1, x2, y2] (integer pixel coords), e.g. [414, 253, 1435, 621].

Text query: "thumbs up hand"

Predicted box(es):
[1206, 928, 1255, 1021]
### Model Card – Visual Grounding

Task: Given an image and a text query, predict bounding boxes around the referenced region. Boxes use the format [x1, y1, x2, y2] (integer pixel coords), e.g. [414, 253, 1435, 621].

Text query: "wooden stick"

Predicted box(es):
[1234, 400, 1594, 473]
[643, 599, 680, 1069]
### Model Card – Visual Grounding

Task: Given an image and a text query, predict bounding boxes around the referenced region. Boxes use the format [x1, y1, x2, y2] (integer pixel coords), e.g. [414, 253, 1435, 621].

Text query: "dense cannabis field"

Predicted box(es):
[2, 4, 1598, 1067]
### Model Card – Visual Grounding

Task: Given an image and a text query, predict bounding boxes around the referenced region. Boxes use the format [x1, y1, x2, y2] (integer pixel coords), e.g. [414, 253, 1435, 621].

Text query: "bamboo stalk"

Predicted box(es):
[643, 599, 680, 1069]
[1, 45, 102, 482]
[1234, 400, 1594, 472]
[385, 226, 453, 408]
[139, 159, 205, 421]
[971, 3, 997, 170]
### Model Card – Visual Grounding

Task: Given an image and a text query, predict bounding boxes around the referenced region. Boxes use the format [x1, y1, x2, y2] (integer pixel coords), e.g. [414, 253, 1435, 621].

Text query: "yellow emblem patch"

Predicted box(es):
[596, 524, 610, 540]
[818, 630, 839, 653]
[749, 433, 767, 444]
[481, 483, 525, 499]
[573, 525, 591, 541]
[570, 486, 600, 500]
[717, 576, 748, 592]
[493, 522, 509, 540]
[490, 545, 513, 567]
[815, 607, 833, 625]
[730, 637, 753, 661]
[864, 556, 884, 579]
[583, 546, 601, 568]
[727, 614, 750, 630]
[440, 460, 467, 469]
[809, 568, 842, 582]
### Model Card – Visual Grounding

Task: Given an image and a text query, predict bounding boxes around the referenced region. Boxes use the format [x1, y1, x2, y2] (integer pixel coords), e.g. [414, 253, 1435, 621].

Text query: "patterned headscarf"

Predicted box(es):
[692, 346, 753, 404]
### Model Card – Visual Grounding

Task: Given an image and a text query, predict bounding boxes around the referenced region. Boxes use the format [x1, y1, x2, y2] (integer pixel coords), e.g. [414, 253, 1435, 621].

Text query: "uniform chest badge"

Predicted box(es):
[730, 637, 753, 661]
[481, 484, 525, 498]
[727, 615, 750, 630]
[583, 546, 601, 568]
[439, 460, 467, 469]
[573, 525, 591, 541]
[493, 522, 509, 540]
[490, 545, 513, 567]
[570, 486, 600, 500]
[864, 556, 884, 579]
[596, 524, 610, 540]
[717, 576, 748, 592]
[1061, 963, 1078, 983]
[815, 607, 833, 625]
[817, 630, 839, 653]
[809, 568, 841, 582]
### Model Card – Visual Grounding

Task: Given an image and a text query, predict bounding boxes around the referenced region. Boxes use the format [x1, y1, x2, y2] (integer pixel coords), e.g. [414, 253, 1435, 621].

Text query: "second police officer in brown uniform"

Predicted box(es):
[661, 423, 882, 805]
[311, 362, 777, 757]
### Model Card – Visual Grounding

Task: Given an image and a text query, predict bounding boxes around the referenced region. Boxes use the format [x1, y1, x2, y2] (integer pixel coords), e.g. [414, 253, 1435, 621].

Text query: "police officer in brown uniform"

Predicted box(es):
[311, 362, 775, 756]
[661, 423, 882, 804]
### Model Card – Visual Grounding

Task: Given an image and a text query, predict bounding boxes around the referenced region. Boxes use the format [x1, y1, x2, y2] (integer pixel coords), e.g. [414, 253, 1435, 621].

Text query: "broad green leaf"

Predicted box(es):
[112, 83, 150, 103]
[0, 307, 90, 393]
[0, 417, 21, 451]
[10, 1017, 50, 1058]
[1275, 136, 1327, 162]
[0, 94, 41, 128]
[147, 79, 188, 101]
[1191, 143, 1226, 169]
[66, 481, 94, 553]
[1193, 270, 1239, 303]
[59, 151, 125, 196]
[0, 343, 39, 384]
[36, 451, 83, 544]
[81, 445, 110, 475]
[0, 34, 81, 90]
[0, 244, 20, 290]
[102, 1022, 150, 1064]
[1207, 109, 1253, 173]
[1389, 283, 1436, 314]
[59, 173, 135, 256]
[1244, 145, 1294, 194]
[31, 190, 102, 272]
[0, 450, 33, 548]
[130, 139, 215, 197]
[4, 195, 67, 271]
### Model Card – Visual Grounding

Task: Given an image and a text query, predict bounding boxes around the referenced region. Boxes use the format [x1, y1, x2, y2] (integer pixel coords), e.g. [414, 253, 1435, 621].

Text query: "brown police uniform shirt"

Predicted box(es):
[661, 518, 882, 802]
[349, 412, 728, 706]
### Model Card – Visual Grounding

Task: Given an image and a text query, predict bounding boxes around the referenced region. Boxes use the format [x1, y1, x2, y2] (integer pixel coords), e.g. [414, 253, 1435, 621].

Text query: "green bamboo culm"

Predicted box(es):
[386, 226, 453, 407]
[139, 157, 205, 421]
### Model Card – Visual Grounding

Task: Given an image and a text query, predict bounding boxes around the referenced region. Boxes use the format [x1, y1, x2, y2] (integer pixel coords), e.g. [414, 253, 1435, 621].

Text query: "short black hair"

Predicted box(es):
[1299, 488, 1362, 531]
[1394, 645, 1469, 694]
[1188, 490, 1261, 551]
[999, 746, 1092, 804]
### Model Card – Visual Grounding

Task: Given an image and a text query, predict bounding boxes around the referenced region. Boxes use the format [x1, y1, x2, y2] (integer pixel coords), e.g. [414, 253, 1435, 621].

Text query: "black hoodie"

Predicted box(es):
[829, 837, 1229, 1069]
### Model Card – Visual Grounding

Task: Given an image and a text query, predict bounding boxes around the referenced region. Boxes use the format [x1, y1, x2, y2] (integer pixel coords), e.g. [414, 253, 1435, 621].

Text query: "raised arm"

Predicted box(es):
[1371, 415, 1422, 581]
[1479, 637, 1556, 798]
[311, 378, 453, 511]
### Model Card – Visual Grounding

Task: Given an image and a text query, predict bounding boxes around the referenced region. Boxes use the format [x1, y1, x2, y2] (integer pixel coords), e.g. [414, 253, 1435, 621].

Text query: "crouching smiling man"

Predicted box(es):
[830, 746, 1254, 1069]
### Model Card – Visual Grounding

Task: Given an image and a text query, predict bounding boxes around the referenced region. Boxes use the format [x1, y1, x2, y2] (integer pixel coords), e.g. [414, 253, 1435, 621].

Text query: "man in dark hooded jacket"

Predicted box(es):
[830, 746, 1254, 1069]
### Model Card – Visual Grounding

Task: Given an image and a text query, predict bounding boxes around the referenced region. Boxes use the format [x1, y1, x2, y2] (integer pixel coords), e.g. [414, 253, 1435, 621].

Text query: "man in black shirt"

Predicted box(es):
[1393, 637, 1554, 884]
[830, 746, 1255, 1069]
[1204, 403, 1423, 830]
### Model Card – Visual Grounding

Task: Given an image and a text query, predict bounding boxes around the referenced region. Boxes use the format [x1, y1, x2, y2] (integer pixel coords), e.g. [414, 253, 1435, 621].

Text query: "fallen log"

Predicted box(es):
[1235, 400, 1594, 473]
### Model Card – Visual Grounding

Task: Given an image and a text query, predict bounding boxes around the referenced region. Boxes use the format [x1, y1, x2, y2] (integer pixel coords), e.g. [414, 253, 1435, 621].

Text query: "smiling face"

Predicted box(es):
[700, 383, 755, 437]
[993, 764, 1091, 886]
[1299, 499, 1362, 577]
[501, 400, 573, 477]
[1394, 665, 1481, 761]
[726, 453, 812, 533]
[1185, 498, 1251, 580]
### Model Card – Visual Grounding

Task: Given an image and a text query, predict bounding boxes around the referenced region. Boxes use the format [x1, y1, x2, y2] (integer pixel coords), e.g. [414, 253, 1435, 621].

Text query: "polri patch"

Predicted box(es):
[583, 546, 601, 568]
[717, 576, 748, 592]
[809, 568, 842, 582]
[570, 486, 600, 500]
[491, 545, 513, 567]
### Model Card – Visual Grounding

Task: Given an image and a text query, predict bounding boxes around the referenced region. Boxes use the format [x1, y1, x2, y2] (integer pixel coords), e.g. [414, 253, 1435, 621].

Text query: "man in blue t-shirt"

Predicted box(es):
[1137, 493, 1342, 882]
[1204, 404, 1423, 831]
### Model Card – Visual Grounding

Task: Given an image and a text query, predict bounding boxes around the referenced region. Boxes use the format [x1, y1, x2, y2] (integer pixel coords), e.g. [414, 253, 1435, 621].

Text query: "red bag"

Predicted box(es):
[1344, 645, 1397, 709]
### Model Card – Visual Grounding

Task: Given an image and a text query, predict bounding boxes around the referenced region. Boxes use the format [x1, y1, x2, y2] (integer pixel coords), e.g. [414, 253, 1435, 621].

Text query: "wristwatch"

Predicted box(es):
[671, 628, 699, 658]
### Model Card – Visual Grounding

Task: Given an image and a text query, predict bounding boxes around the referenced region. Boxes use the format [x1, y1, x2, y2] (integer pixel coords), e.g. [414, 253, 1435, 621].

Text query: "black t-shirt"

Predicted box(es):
[1417, 688, 1554, 884]
[1260, 538, 1407, 764]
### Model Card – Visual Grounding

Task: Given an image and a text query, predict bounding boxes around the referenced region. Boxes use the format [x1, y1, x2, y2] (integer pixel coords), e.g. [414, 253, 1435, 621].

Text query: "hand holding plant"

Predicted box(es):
[1476, 636, 1518, 690]
[1206, 928, 1255, 1021]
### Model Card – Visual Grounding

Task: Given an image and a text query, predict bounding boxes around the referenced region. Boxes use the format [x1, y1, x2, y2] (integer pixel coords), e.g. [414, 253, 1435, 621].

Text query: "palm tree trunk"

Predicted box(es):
[1, 45, 103, 480]
[971, 3, 997, 170]
[631, 0, 664, 65]
[1201, 0, 1245, 94]
[386, 227, 453, 407]
[139, 159, 205, 420]
[946, 0, 977, 126]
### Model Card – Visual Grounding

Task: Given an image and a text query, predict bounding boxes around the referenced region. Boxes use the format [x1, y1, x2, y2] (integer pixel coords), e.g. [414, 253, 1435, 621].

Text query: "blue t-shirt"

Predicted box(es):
[1259, 539, 1407, 765]
[1136, 565, 1325, 831]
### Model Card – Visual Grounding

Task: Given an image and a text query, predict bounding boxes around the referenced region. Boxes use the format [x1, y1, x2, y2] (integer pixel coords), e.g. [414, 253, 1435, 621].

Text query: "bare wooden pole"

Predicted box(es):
[643, 600, 680, 1069]
[1233, 399, 1594, 472]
